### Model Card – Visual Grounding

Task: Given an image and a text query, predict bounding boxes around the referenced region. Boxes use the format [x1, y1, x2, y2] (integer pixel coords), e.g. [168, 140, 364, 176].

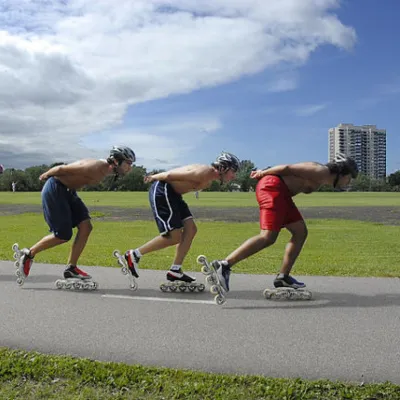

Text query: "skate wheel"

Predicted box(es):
[65, 283, 72, 290]
[73, 282, 82, 290]
[169, 285, 177, 292]
[113, 250, 120, 257]
[14, 261, 20, 268]
[197, 284, 205, 292]
[92, 282, 98, 290]
[12, 244, 19, 252]
[83, 283, 90, 290]
[55, 280, 63, 289]
[197, 255, 206, 264]
[130, 282, 138, 291]
[160, 284, 168, 292]
[121, 267, 128, 275]
[15, 270, 21, 277]
[206, 275, 216, 285]
[188, 285, 196, 292]
[13, 253, 18, 260]
[210, 285, 219, 295]
[215, 295, 225, 306]
[263, 289, 273, 299]
[201, 266, 212, 275]
[16, 278, 24, 286]
[179, 285, 187, 292]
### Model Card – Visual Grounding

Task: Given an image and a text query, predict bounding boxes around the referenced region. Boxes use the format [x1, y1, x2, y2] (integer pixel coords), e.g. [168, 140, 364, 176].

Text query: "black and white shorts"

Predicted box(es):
[149, 181, 193, 235]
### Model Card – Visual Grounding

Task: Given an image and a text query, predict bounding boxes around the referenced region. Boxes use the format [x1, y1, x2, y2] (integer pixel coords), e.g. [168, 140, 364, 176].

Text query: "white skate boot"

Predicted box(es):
[12, 243, 33, 286]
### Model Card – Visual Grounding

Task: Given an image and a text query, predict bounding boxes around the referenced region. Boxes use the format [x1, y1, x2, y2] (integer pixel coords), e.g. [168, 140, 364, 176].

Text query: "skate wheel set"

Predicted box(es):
[55, 278, 98, 291]
[263, 287, 312, 301]
[197, 254, 227, 305]
[159, 282, 205, 293]
[12, 243, 27, 286]
[113, 250, 138, 291]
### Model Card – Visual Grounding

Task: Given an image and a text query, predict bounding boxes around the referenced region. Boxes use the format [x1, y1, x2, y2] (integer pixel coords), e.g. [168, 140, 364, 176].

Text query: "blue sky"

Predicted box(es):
[119, 0, 400, 173]
[1, 0, 399, 173]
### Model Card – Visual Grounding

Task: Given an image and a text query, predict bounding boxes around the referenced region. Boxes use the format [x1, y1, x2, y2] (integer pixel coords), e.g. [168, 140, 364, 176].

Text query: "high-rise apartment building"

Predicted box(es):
[328, 123, 386, 179]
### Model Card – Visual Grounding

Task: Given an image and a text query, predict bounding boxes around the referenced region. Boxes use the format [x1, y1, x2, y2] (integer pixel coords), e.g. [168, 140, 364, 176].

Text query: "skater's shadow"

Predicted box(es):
[225, 290, 400, 310]
[97, 287, 210, 299]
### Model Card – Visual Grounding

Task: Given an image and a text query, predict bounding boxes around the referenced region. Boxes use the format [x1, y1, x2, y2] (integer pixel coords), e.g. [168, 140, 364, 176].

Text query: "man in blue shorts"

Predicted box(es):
[14, 146, 136, 285]
[121, 152, 240, 283]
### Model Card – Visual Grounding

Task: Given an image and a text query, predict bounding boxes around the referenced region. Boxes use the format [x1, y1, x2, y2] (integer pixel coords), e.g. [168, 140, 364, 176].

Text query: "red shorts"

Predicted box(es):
[255, 175, 303, 231]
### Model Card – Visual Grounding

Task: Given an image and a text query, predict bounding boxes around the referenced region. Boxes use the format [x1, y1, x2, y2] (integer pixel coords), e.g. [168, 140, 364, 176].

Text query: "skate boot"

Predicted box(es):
[197, 255, 227, 305]
[112, 249, 138, 290]
[12, 243, 33, 286]
[55, 265, 98, 291]
[211, 260, 231, 293]
[263, 274, 312, 300]
[160, 269, 205, 293]
[273, 274, 305, 289]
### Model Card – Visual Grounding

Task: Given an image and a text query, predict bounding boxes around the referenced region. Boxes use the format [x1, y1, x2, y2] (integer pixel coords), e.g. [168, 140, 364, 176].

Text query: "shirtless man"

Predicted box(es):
[211, 154, 359, 292]
[14, 146, 135, 285]
[121, 152, 240, 284]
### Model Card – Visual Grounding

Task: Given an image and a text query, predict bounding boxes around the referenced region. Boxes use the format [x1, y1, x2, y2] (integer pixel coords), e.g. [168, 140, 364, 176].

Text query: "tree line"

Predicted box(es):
[1, 161, 400, 192]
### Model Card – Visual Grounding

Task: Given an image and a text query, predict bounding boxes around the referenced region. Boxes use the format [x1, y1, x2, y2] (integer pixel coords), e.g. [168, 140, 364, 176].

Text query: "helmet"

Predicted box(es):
[334, 153, 358, 178]
[109, 146, 136, 164]
[214, 152, 240, 172]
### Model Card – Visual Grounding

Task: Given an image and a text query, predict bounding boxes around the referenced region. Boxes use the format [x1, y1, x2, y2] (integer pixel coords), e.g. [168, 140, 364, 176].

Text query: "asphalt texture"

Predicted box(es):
[1, 261, 399, 384]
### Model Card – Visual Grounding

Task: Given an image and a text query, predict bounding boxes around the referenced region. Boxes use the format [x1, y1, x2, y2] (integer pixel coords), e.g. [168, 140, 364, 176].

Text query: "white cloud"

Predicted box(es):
[295, 103, 327, 117]
[0, 0, 356, 168]
[267, 75, 298, 93]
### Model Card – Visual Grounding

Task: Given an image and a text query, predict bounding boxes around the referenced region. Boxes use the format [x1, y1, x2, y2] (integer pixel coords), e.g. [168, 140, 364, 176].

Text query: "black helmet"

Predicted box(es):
[109, 146, 136, 164]
[214, 152, 240, 172]
[334, 153, 359, 178]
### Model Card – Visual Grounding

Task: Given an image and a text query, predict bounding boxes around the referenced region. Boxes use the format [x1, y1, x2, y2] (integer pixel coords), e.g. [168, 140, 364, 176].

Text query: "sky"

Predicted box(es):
[0, 0, 399, 173]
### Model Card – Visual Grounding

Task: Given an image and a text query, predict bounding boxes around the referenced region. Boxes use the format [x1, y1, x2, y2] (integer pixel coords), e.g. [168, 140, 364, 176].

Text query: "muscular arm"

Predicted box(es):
[251, 162, 330, 182]
[146, 165, 212, 183]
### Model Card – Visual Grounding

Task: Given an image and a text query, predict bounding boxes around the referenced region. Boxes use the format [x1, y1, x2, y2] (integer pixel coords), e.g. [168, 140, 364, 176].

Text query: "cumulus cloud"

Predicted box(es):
[0, 0, 356, 168]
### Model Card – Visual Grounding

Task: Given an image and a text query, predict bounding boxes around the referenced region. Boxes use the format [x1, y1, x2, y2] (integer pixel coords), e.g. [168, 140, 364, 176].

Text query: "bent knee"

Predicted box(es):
[259, 231, 279, 246]
[78, 220, 93, 234]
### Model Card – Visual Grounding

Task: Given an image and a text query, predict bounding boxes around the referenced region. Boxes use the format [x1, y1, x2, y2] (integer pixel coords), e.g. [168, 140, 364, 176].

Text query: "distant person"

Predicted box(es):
[13, 146, 136, 286]
[210, 154, 358, 293]
[119, 152, 240, 285]
[11, 181, 16, 192]
[195, 190, 199, 199]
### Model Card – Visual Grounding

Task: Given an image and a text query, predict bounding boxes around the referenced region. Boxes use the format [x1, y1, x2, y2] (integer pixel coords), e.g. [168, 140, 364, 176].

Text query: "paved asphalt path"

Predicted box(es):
[1, 260, 399, 384]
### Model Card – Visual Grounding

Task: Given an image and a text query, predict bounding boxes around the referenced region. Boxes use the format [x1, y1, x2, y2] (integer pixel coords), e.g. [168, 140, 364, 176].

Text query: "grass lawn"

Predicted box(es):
[0, 191, 399, 208]
[1, 348, 399, 400]
[1, 214, 399, 277]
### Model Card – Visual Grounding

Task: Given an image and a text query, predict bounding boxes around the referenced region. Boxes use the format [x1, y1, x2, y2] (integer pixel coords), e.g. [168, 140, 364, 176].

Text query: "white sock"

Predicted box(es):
[134, 249, 142, 258]
[170, 265, 182, 272]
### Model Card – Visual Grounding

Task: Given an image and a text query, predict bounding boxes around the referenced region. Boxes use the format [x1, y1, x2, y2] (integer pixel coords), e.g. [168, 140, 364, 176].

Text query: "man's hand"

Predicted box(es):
[39, 173, 49, 181]
[250, 169, 264, 179]
[144, 175, 155, 183]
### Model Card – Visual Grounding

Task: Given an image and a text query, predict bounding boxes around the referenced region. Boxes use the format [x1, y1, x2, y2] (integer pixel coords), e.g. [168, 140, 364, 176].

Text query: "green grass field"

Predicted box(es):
[1, 348, 399, 400]
[0, 190, 400, 207]
[1, 213, 399, 277]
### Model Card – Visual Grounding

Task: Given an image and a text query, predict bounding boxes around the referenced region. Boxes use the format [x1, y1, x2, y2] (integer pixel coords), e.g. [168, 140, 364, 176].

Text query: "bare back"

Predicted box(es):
[52, 159, 112, 190]
[164, 164, 218, 194]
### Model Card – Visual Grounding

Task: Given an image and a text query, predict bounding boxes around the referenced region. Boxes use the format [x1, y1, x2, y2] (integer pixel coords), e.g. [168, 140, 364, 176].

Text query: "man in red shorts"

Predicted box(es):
[210, 154, 358, 292]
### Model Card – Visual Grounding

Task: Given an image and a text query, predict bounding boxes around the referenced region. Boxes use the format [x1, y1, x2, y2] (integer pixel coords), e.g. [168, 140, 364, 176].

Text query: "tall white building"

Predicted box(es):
[328, 123, 387, 179]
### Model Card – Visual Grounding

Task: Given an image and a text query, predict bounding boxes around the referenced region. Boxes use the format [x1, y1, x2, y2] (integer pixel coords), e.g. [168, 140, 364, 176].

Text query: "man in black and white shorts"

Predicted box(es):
[122, 152, 240, 283]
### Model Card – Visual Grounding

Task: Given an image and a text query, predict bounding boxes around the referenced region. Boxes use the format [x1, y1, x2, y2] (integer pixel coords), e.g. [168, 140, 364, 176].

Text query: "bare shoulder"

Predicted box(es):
[291, 161, 325, 169]
[66, 159, 104, 168]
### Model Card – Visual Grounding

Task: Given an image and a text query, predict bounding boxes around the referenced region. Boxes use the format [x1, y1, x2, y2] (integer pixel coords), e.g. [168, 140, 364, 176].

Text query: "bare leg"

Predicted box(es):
[67, 219, 93, 266]
[279, 220, 308, 275]
[30, 234, 68, 257]
[138, 229, 182, 255]
[226, 230, 279, 266]
[173, 218, 197, 265]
